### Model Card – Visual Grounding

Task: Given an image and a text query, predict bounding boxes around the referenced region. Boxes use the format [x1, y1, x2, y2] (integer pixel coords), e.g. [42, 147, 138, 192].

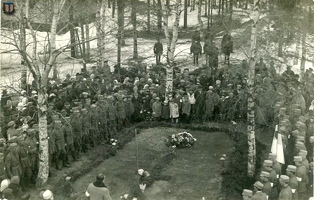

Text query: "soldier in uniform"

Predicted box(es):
[18, 139, 32, 189]
[4, 142, 22, 179]
[0, 138, 6, 182]
[47, 122, 56, 173]
[107, 96, 117, 139]
[260, 171, 271, 199]
[115, 95, 126, 129]
[190, 40, 202, 65]
[278, 175, 293, 200]
[286, 165, 299, 200]
[100, 97, 111, 140]
[71, 110, 82, 159]
[294, 156, 309, 200]
[268, 153, 282, 193]
[81, 108, 91, 152]
[242, 189, 253, 200]
[53, 120, 66, 170]
[6, 121, 16, 141]
[62, 116, 76, 164]
[298, 150, 310, 173]
[89, 104, 100, 147]
[262, 160, 278, 200]
[24, 129, 38, 184]
[252, 181, 267, 200]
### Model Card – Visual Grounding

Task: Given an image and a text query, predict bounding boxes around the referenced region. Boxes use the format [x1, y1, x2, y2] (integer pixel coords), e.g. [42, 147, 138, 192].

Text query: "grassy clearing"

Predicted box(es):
[70, 127, 233, 200]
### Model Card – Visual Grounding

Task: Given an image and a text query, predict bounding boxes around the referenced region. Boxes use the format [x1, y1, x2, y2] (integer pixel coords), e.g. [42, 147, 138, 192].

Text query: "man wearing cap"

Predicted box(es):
[62, 117, 76, 164]
[6, 121, 16, 141]
[242, 189, 253, 200]
[18, 139, 32, 189]
[86, 173, 112, 200]
[260, 171, 271, 199]
[299, 150, 310, 173]
[268, 153, 282, 178]
[294, 156, 309, 199]
[4, 143, 22, 179]
[24, 129, 38, 183]
[278, 175, 293, 200]
[89, 105, 100, 147]
[71, 110, 82, 159]
[81, 109, 91, 153]
[53, 120, 67, 170]
[205, 86, 219, 121]
[107, 97, 117, 139]
[263, 160, 278, 186]
[181, 95, 191, 123]
[252, 181, 267, 200]
[286, 165, 299, 200]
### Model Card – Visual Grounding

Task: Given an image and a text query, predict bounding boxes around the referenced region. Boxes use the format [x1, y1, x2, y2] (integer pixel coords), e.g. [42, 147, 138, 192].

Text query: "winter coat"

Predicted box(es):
[18, 142, 31, 169]
[278, 185, 293, 200]
[288, 175, 298, 200]
[161, 104, 170, 119]
[115, 101, 126, 119]
[181, 100, 191, 115]
[4, 148, 22, 179]
[169, 102, 179, 118]
[296, 165, 308, 193]
[54, 127, 65, 152]
[154, 42, 163, 55]
[251, 191, 267, 200]
[190, 42, 202, 55]
[152, 102, 162, 118]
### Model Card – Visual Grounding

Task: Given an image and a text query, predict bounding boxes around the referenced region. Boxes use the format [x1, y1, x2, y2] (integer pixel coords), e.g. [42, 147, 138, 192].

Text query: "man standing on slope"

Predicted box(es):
[86, 173, 112, 200]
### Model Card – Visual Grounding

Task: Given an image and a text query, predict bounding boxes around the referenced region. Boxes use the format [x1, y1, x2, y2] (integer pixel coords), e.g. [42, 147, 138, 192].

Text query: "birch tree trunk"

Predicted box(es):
[85, 23, 90, 62]
[132, 0, 138, 60]
[37, 0, 62, 186]
[19, 0, 27, 90]
[247, 0, 260, 178]
[197, 0, 204, 40]
[96, 4, 103, 69]
[101, 0, 106, 69]
[300, 31, 306, 81]
[50, 3, 58, 80]
[69, 2, 76, 58]
[184, 0, 188, 28]
[117, 0, 124, 66]
[147, 0, 151, 32]
[80, 22, 87, 70]
[161, 0, 181, 97]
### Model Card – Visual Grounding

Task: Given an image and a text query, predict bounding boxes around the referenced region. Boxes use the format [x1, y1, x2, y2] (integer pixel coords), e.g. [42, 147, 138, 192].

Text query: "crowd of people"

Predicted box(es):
[241, 68, 314, 200]
[0, 35, 313, 199]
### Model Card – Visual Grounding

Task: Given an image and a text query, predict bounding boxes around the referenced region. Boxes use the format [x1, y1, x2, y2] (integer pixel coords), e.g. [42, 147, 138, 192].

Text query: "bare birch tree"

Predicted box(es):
[247, 0, 263, 177]
[161, 0, 182, 96]
[4, 0, 66, 186]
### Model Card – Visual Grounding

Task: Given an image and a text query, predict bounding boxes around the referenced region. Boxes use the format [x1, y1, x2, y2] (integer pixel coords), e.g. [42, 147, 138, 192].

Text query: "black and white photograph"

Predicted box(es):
[0, 0, 314, 199]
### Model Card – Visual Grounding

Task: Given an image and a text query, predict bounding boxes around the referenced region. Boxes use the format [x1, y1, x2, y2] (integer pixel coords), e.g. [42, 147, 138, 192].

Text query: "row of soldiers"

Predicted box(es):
[242, 154, 313, 200]
[241, 79, 314, 200]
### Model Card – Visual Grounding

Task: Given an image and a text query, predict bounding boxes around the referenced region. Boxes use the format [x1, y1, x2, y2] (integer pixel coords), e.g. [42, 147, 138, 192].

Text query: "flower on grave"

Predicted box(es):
[165, 131, 197, 148]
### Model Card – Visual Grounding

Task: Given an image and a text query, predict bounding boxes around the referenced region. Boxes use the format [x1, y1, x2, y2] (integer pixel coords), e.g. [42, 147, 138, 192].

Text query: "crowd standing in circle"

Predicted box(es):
[0, 34, 313, 199]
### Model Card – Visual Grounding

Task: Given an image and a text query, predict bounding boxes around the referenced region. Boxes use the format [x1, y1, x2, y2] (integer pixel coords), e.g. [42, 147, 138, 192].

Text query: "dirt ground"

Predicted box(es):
[69, 127, 234, 200]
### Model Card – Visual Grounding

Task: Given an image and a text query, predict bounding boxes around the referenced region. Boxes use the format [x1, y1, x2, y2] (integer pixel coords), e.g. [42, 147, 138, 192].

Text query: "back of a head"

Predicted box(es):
[96, 173, 105, 181]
